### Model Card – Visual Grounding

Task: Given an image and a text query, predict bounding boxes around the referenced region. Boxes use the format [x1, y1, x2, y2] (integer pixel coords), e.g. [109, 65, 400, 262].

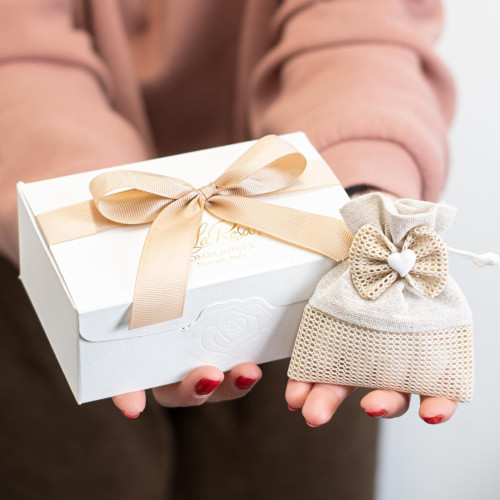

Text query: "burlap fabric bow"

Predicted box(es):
[36, 135, 353, 329]
[349, 223, 448, 300]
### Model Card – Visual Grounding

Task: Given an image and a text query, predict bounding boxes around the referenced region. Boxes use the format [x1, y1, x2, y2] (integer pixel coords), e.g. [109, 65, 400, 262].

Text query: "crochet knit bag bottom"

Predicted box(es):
[288, 304, 474, 402]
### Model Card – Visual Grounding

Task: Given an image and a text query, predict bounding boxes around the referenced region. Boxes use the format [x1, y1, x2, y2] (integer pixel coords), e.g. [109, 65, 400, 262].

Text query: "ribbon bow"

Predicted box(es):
[349, 223, 448, 300]
[36, 135, 353, 329]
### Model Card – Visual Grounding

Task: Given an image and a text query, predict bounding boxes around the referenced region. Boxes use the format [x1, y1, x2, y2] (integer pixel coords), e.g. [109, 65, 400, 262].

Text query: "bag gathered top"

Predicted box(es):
[288, 192, 499, 402]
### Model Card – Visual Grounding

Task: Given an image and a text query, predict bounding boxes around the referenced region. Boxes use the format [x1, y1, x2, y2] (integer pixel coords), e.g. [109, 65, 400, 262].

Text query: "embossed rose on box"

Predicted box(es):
[186, 299, 275, 362]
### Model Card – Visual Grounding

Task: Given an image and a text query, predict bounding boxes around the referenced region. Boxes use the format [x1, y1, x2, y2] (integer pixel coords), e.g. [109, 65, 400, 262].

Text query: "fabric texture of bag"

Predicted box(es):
[287, 192, 474, 402]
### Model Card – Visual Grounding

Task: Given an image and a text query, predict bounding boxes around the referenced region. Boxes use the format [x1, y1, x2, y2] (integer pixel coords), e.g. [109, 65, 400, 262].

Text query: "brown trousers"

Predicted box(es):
[0, 256, 377, 499]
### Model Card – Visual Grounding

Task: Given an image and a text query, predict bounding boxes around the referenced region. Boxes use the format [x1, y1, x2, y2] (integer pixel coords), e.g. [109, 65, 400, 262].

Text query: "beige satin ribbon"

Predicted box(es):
[349, 223, 448, 300]
[36, 135, 353, 329]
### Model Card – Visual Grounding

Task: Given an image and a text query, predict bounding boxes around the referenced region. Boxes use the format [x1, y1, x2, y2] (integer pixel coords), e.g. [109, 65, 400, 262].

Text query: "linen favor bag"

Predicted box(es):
[288, 192, 475, 402]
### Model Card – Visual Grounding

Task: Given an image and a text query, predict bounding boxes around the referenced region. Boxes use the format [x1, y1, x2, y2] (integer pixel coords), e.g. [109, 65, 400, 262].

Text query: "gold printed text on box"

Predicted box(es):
[192, 221, 261, 253]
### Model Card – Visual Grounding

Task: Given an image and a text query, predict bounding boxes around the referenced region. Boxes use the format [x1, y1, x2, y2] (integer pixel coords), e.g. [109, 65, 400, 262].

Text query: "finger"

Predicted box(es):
[285, 378, 314, 411]
[112, 390, 146, 419]
[360, 389, 411, 419]
[152, 366, 224, 408]
[419, 395, 458, 424]
[302, 383, 355, 427]
[208, 363, 262, 402]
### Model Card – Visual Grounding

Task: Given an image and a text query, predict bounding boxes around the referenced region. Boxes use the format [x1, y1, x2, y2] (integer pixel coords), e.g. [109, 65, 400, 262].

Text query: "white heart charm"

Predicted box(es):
[387, 249, 416, 277]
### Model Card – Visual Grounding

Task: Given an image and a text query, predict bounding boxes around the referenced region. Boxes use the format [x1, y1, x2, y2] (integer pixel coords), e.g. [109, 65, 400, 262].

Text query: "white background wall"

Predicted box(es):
[376, 2, 500, 499]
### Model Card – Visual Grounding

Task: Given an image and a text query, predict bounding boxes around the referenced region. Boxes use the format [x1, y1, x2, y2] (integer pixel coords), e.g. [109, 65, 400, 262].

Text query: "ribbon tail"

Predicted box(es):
[129, 197, 203, 330]
[207, 195, 353, 262]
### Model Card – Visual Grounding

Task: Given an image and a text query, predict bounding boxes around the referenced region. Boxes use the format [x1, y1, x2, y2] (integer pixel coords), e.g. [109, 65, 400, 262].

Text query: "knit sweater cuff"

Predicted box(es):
[319, 140, 423, 200]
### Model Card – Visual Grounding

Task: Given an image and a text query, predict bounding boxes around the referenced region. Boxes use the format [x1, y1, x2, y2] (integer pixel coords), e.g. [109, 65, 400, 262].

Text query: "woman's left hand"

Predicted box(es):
[285, 188, 458, 427]
[285, 379, 458, 426]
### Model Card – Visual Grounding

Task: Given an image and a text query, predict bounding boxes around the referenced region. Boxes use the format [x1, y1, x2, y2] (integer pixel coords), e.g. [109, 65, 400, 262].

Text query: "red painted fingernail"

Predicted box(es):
[365, 409, 387, 418]
[235, 376, 257, 390]
[195, 378, 221, 395]
[306, 420, 320, 428]
[121, 410, 141, 419]
[423, 414, 444, 424]
[287, 404, 299, 412]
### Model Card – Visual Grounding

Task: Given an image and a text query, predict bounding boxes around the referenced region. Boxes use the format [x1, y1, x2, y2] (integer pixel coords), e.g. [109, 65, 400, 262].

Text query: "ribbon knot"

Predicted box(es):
[36, 135, 354, 329]
[195, 182, 218, 202]
[349, 223, 448, 300]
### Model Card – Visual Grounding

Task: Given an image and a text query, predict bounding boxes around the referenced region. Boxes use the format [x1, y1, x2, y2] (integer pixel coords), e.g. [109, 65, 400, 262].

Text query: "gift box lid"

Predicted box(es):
[18, 132, 349, 342]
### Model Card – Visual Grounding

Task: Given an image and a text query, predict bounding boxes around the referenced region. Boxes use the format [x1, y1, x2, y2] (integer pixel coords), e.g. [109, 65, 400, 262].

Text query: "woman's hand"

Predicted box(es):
[284, 187, 458, 427]
[285, 380, 458, 427]
[113, 363, 262, 418]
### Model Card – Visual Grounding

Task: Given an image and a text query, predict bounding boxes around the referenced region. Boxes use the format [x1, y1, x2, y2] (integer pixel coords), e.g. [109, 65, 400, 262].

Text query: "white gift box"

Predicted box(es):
[17, 132, 348, 404]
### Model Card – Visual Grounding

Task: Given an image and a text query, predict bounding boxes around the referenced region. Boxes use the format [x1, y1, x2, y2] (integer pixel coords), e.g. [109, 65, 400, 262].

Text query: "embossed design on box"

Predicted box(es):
[186, 298, 275, 362]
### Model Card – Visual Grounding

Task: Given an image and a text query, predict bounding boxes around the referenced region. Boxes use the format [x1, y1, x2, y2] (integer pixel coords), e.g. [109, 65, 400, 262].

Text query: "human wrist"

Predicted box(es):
[345, 184, 399, 201]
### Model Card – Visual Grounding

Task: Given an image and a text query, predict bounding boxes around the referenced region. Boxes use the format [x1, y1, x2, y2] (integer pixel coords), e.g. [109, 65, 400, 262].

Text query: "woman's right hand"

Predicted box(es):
[112, 362, 262, 418]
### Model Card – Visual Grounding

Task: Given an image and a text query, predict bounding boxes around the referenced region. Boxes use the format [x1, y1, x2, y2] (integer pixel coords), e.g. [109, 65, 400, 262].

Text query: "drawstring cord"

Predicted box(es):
[447, 247, 500, 269]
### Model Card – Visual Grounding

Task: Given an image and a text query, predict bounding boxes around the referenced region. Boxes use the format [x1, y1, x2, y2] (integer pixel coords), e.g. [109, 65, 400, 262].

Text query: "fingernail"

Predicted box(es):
[287, 404, 299, 412]
[305, 420, 320, 428]
[195, 378, 221, 395]
[121, 410, 141, 419]
[235, 376, 257, 390]
[365, 409, 387, 418]
[423, 414, 444, 424]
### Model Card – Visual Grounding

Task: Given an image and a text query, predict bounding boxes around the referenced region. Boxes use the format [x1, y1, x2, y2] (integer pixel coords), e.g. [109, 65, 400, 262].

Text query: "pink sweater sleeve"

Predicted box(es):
[0, 0, 150, 262]
[248, 0, 455, 202]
